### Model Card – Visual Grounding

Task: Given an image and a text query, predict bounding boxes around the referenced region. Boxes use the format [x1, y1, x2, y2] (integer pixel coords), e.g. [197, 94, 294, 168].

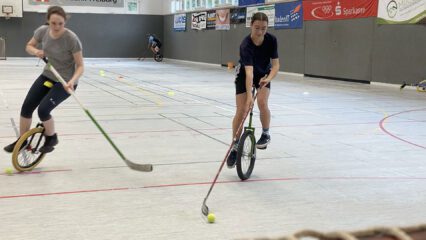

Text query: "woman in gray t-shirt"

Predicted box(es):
[3, 6, 84, 154]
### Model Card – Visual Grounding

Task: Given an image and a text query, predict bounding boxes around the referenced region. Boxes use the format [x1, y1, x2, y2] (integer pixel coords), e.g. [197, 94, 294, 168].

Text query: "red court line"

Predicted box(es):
[379, 108, 426, 149]
[1, 176, 425, 200]
[142, 176, 426, 189]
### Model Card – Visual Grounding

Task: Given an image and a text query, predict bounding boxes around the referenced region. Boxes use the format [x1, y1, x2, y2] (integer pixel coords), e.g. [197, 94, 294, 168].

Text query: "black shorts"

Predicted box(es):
[152, 42, 162, 48]
[234, 64, 271, 95]
[20, 74, 77, 121]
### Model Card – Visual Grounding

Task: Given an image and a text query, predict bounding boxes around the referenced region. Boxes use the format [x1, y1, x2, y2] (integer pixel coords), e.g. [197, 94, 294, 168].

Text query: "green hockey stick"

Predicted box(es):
[42, 58, 153, 172]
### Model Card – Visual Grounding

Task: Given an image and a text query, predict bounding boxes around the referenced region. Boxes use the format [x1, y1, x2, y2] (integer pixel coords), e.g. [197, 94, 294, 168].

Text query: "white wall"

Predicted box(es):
[22, 0, 163, 15]
[163, 0, 174, 15]
[139, 0, 163, 15]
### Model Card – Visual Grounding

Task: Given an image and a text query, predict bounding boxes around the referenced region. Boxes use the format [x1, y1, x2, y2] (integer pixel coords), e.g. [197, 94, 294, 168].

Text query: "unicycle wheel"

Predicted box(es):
[154, 53, 163, 62]
[12, 126, 47, 172]
[236, 130, 256, 180]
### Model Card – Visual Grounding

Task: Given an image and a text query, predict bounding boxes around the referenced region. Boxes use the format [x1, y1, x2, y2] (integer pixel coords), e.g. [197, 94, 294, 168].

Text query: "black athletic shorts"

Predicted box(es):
[152, 41, 162, 48]
[234, 63, 271, 95]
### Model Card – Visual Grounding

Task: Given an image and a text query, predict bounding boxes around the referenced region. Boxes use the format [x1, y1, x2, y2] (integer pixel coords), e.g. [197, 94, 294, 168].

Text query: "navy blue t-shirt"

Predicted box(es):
[239, 33, 278, 78]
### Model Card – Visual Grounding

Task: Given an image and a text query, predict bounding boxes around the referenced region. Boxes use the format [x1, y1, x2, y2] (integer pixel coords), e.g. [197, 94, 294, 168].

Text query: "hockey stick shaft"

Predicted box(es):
[42, 58, 152, 172]
[202, 89, 259, 215]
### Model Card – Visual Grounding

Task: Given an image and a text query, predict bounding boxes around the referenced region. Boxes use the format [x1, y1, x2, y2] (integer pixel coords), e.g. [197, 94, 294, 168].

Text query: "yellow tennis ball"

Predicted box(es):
[4, 167, 13, 175]
[99, 70, 105, 76]
[207, 213, 216, 223]
[167, 91, 175, 96]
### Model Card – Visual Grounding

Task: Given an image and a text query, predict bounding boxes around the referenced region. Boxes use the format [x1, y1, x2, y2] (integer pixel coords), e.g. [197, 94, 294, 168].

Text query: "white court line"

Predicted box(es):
[0, 88, 19, 137]
[106, 70, 235, 113]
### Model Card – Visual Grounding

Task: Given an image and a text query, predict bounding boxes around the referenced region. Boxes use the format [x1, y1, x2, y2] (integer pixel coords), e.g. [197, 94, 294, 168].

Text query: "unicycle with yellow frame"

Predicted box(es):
[12, 123, 47, 172]
[11, 79, 56, 172]
[400, 80, 426, 92]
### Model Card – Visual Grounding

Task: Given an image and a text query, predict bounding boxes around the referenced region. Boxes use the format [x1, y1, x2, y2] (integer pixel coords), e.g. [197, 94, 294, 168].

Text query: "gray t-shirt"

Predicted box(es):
[33, 25, 82, 83]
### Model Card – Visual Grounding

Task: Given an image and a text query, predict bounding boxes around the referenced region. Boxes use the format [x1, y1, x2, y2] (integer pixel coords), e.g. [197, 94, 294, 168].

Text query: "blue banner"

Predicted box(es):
[274, 0, 303, 29]
[231, 7, 246, 24]
[239, 0, 265, 7]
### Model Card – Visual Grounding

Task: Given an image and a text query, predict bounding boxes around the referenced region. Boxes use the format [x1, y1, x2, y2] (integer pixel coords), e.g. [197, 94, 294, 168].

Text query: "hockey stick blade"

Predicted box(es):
[124, 158, 153, 172]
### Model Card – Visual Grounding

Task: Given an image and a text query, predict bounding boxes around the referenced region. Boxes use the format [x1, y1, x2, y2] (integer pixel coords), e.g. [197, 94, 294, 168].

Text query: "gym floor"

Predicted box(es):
[1, 58, 425, 240]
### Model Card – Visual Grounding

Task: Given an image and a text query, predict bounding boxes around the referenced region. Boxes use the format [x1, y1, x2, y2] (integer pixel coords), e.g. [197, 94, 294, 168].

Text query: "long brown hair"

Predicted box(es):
[251, 12, 268, 25]
[47, 6, 67, 21]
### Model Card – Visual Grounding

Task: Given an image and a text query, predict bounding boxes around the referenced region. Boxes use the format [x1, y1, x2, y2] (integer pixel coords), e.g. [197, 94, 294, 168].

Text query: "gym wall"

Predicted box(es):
[163, 14, 426, 84]
[0, 12, 163, 58]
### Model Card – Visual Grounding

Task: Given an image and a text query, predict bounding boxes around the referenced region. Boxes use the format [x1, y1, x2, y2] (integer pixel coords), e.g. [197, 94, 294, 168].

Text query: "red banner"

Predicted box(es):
[303, 0, 378, 21]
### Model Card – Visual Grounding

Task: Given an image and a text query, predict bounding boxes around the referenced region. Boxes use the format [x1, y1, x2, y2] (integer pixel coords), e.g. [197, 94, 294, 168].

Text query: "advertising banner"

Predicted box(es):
[239, 0, 265, 7]
[377, 0, 426, 24]
[174, 13, 187, 31]
[274, 0, 303, 29]
[246, 4, 275, 27]
[207, 11, 217, 29]
[216, 9, 231, 30]
[231, 7, 247, 24]
[303, 0, 378, 21]
[192, 12, 207, 30]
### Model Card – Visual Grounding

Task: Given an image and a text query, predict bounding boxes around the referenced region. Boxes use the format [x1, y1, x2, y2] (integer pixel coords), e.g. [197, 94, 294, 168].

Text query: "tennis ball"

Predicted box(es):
[167, 91, 175, 96]
[99, 70, 105, 76]
[207, 213, 216, 223]
[4, 167, 13, 175]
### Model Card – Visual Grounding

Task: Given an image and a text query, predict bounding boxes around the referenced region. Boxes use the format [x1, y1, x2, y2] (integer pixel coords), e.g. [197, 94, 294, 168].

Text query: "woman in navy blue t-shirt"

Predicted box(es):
[227, 12, 280, 168]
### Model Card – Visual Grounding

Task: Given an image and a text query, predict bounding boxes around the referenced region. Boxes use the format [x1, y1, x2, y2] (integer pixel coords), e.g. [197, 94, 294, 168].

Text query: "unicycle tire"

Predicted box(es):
[154, 53, 163, 62]
[12, 127, 46, 172]
[236, 130, 256, 180]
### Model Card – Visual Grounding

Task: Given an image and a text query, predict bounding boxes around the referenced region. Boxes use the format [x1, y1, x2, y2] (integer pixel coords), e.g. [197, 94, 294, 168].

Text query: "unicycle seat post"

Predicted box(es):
[247, 86, 256, 129]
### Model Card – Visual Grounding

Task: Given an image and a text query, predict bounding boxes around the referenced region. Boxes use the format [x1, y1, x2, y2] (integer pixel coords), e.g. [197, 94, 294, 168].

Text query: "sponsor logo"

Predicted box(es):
[343, 7, 366, 16]
[174, 16, 186, 24]
[290, 4, 302, 22]
[275, 4, 301, 23]
[192, 13, 206, 23]
[311, 5, 334, 19]
[387, 0, 398, 18]
[335, 1, 342, 16]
